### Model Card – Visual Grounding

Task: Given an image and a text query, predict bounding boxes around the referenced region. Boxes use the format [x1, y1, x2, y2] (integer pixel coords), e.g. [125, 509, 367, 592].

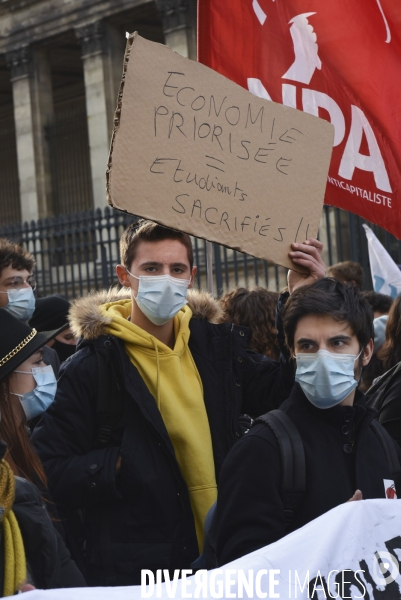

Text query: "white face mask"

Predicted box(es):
[1, 288, 36, 322]
[127, 271, 190, 326]
[295, 349, 363, 409]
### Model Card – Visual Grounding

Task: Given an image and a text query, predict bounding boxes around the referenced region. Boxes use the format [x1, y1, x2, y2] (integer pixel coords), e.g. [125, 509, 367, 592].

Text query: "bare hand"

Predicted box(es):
[347, 489, 363, 502]
[287, 238, 326, 294]
[18, 584, 36, 592]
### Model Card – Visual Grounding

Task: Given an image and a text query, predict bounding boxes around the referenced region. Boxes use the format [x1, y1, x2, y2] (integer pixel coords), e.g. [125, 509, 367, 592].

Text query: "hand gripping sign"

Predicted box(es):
[198, 0, 401, 240]
[107, 34, 334, 271]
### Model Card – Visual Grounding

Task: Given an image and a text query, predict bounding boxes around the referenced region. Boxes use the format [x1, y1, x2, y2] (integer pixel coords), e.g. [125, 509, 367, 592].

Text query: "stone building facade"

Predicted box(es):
[0, 0, 197, 225]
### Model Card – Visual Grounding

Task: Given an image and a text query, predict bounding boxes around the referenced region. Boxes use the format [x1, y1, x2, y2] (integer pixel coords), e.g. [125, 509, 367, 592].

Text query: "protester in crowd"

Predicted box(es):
[367, 295, 401, 446]
[362, 290, 393, 318]
[358, 291, 393, 391]
[327, 260, 364, 290]
[359, 315, 388, 392]
[0, 310, 62, 482]
[0, 439, 85, 594]
[32, 221, 326, 586]
[0, 239, 35, 321]
[0, 308, 75, 555]
[30, 295, 77, 363]
[376, 295, 401, 372]
[218, 287, 280, 360]
[0, 239, 60, 375]
[215, 278, 401, 566]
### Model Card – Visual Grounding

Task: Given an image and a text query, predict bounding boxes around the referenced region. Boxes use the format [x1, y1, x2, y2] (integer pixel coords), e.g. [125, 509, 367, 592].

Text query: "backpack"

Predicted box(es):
[193, 408, 401, 570]
[192, 410, 306, 570]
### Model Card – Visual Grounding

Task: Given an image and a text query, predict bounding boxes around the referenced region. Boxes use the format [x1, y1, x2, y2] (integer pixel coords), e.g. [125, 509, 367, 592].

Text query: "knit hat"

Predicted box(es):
[0, 310, 64, 383]
[29, 295, 70, 332]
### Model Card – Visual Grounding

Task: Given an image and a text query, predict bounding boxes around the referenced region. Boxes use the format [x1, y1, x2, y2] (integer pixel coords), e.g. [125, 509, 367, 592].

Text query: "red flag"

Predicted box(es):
[198, 0, 401, 239]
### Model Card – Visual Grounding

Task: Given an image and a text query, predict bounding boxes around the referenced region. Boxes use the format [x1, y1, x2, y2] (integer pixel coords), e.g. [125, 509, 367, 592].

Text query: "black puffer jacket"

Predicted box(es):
[32, 289, 292, 586]
[216, 384, 401, 566]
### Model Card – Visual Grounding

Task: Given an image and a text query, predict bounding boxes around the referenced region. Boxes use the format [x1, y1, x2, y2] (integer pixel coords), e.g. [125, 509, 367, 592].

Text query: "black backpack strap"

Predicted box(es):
[254, 410, 306, 531]
[371, 419, 401, 477]
[95, 339, 125, 447]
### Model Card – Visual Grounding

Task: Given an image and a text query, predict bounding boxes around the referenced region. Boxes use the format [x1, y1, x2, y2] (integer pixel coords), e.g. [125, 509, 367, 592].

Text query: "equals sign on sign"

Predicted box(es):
[205, 155, 225, 173]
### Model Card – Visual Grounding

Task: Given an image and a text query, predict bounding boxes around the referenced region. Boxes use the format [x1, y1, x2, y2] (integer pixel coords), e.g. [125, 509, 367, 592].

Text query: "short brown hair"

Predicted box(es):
[119, 220, 193, 270]
[327, 260, 364, 290]
[0, 238, 35, 279]
[219, 287, 280, 359]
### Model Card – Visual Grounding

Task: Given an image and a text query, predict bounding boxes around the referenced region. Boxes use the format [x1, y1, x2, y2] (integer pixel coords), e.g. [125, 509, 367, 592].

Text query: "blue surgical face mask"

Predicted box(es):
[128, 271, 190, 326]
[2, 288, 36, 322]
[295, 349, 363, 409]
[373, 315, 388, 353]
[12, 365, 57, 420]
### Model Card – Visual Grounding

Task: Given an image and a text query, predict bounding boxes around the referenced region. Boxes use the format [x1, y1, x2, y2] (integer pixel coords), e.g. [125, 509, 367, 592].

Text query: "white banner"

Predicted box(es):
[27, 499, 401, 599]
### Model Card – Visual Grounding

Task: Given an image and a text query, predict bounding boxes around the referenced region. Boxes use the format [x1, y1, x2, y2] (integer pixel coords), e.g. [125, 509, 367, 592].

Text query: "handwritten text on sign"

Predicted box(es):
[107, 34, 334, 270]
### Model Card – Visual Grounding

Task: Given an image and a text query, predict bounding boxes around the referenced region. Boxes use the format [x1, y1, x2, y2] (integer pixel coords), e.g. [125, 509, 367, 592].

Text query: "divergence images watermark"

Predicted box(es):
[141, 554, 400, 599]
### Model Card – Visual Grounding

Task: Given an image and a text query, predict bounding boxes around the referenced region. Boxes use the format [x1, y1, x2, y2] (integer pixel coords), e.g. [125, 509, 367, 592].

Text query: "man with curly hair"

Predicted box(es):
[0, 238, 59, 377]
[0, 239, 35, 320]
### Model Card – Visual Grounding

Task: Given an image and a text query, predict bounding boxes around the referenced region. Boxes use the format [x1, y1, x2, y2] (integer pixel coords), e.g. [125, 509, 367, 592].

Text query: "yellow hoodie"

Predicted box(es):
[100, 299, 217, 551]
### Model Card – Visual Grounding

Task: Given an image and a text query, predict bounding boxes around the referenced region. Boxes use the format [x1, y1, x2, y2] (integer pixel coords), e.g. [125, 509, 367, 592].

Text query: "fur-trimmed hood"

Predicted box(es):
[69, 287, 224, 341]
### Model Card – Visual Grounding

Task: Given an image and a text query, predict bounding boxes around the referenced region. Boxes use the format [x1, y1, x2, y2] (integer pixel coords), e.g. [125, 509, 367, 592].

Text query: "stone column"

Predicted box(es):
[6, 46, 54, 222]
[75, 21, 125, 210]
[156, 0, 197, 59]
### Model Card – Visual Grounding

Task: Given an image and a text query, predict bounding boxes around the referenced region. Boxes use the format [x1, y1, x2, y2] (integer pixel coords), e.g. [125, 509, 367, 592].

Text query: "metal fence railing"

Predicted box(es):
[1, 205, 400, 300]
[45, 102, 94, 216]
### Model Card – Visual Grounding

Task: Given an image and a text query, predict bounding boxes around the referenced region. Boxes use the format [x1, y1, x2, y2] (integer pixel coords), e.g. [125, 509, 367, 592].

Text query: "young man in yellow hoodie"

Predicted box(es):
[32, 220, 326, 586]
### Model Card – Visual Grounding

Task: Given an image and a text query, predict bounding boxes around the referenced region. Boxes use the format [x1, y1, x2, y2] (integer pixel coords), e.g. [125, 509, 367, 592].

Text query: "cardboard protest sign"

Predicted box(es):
[107, 33, 334, 270]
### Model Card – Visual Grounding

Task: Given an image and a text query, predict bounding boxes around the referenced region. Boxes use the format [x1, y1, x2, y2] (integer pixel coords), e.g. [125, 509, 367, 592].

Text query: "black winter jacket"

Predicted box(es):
[366, 362, 401, 447]
[7, 477, 86, 589]
[32, 289, 292, 586]
[216, 384, 401, 566]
